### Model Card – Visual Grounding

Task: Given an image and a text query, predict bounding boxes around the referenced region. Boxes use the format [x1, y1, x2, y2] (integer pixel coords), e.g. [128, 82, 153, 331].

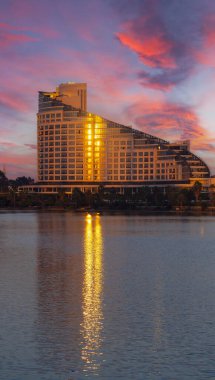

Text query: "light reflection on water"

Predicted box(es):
[0, 213, 215, 380]
[81, 214, 104, 372]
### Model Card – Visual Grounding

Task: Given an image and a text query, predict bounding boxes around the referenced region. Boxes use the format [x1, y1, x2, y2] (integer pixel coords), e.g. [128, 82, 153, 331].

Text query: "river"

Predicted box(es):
[0, 212, 215, 379]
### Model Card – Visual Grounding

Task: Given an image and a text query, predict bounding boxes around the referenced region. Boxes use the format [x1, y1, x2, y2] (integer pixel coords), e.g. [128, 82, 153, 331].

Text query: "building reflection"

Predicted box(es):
[81, 214, 104, 372]
[152, 276, 164, 348]
[34, 213, 104, 377]
[35, 213, 85, 376]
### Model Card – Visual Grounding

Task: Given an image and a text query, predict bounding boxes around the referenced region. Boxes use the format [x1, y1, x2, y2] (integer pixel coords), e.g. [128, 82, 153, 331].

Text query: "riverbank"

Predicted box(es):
[1, 205, 215, 216]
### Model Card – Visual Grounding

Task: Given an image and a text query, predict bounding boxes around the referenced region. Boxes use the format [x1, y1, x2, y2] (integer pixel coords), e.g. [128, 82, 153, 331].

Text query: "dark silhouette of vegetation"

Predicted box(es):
[0, 170, 8, 193]
[209, 184, 215, 206]
[11, 176, 34, 187]
[192, 181, 202, 203]
[0, 174, 215, 212]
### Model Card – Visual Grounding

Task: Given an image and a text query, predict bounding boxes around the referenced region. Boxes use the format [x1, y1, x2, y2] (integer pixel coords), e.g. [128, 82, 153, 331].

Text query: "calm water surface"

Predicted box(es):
[0, 212, 215, 380]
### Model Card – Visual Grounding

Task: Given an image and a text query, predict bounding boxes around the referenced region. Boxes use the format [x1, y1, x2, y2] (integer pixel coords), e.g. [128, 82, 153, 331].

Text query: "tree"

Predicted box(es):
[192, 181, 202, 203]
[72, 188, 86, 208]
[209, 184, 215, 206]
[176, 188, 193, 208]
[15, 176, 34, 187]
[138, 186, 151, 203]
[0, 170, 8, 193]
[152, 187, 165, 207]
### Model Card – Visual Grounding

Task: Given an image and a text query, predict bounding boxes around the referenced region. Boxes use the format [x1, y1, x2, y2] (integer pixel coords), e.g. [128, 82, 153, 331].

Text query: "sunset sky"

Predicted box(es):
[1, 0, 215, 178]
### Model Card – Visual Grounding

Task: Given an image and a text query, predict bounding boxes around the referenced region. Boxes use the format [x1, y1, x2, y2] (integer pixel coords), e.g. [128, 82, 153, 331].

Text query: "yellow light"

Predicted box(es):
[86, 213, 92, 222]
[81, 215, 104, 372]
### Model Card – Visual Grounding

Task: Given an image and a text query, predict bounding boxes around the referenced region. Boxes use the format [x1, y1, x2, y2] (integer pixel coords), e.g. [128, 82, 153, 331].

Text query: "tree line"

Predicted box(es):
[0, 169, 215, 210]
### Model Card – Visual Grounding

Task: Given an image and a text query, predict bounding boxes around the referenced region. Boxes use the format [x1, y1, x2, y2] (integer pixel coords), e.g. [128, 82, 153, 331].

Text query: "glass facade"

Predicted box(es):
[37, 84, 210, 187]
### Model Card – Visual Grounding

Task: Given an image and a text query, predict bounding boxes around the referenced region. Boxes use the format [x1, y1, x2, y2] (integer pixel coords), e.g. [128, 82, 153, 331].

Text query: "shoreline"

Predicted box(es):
[0, 206, 215, 216]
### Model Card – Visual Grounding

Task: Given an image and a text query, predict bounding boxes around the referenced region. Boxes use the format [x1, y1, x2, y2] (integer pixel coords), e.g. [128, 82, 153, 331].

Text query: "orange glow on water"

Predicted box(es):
[81, 214, 104, 371]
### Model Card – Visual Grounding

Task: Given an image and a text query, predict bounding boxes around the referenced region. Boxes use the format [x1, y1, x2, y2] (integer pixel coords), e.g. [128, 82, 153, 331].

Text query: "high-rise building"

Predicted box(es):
[26, 82, 212, 194]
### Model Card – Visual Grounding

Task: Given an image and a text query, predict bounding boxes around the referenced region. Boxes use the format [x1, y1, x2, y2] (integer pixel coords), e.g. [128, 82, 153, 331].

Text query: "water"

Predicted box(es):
[0, 212, 215, 380]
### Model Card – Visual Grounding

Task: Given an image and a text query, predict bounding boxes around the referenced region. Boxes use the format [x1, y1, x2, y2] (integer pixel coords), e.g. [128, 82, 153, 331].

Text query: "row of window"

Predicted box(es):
[157, 162, 175, 167]
[38, 174, 177, 181]
[38, 169, 176, 178]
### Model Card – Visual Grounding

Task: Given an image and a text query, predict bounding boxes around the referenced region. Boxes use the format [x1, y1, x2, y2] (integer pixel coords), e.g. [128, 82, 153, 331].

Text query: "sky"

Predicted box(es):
[1, 0, 215, 179]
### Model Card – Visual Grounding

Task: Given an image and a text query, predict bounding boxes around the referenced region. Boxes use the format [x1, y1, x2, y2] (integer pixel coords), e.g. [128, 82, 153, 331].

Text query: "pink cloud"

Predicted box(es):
[0, 141, 20, 149]
[115, 14, 194, 90]
[0, 92, 29, 112]
[0, 23, 37, 48]
[202, 14, 215, 46]
[116, 19, 176, 69]
[126, 100, 215, 154]
[0, 22, 29, 31]
[0, 143, 36, 179]
[138, 74, 174, 91]
[25, 144, 37, 150]
[195, 14, 215, 66]
[0, 32, 36, 47]
[0, 21, 59, 51]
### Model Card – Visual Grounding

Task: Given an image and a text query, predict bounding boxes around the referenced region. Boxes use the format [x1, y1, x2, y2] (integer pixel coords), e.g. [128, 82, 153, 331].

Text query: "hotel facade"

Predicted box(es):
[24, 82, 213, 194]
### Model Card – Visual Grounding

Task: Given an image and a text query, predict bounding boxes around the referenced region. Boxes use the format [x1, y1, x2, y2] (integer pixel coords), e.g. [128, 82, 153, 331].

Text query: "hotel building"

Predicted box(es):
[24, 82, 212, 194]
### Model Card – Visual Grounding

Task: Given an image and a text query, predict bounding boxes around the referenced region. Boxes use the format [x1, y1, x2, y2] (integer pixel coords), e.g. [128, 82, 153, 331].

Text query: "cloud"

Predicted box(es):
[137, 67, 191, 91]
[1, 0, 215, 176]
[116, 18, 175, 69]
[0, 141, 36, 178]
[0, 92, 29, 113]
[0, 31, 36, 47]
[0, 141, 36, 151]
[25, 144, 37, 150]
[201, 13, 215, 48]
[115, 0, 215, 90]
[0, 22, 38, 48]
[195, 14, 215, 67]
[0, 141, 20, 150]
[125, 100, 215, 153]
